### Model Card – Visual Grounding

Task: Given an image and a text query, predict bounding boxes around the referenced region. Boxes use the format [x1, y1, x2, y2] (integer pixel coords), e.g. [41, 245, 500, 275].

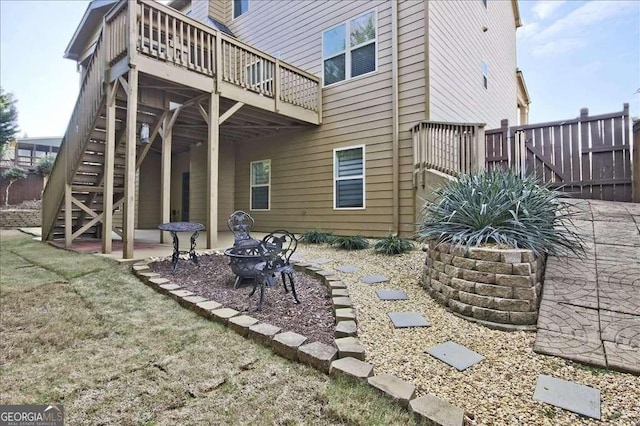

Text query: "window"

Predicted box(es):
[482, 62, 488, 89]
[250, 160, 270, 210]
[245, 61, 273, 94]
[233, 0, 248, 19]
[334, 146, 365, 209]
[323, 10, 377, 86]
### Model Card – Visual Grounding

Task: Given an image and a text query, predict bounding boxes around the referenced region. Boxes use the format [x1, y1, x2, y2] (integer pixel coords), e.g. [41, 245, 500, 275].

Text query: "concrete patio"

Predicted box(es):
[534, 199, 640, 374]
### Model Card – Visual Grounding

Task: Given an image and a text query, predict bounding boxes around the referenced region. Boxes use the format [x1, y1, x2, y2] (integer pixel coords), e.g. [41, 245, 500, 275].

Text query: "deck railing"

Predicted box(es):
[411, 121, 485, 187]
[136, 0, 320, 112]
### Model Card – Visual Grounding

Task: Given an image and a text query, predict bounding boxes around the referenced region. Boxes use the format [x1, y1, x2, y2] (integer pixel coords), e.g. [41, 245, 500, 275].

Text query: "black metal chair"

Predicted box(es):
[250, 230, 300, 311]
[227, 210, 256, 247]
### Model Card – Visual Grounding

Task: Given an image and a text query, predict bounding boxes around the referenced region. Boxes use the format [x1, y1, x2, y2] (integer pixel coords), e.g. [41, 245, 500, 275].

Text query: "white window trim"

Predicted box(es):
[333, 145, 366, 210]
[250, 159, 271, 211]
[232, 0, 249, 20]
[322, 9, 378, 88]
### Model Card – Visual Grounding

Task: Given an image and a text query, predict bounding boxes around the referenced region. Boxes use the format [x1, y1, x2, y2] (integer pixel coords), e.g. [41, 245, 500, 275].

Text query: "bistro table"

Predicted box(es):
[158, 222, 205, 272]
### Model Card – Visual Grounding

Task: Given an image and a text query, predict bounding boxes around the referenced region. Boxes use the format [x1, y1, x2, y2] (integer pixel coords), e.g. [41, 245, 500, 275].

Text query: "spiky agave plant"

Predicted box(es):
[417, 168, 584, 258]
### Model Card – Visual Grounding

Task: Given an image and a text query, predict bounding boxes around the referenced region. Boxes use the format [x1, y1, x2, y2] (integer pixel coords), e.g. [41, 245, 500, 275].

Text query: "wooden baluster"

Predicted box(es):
[187, 24, 191, 67]
[157, 7, 161, 58]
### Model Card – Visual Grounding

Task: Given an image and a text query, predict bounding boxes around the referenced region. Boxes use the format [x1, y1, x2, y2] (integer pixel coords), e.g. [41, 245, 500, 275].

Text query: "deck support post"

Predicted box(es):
[123, 67, 138, 259]
[206, 91, 220, 249]
[102, 81, 118, 254]
[65, 183, 72, 248]
[161, 111, 172, 243]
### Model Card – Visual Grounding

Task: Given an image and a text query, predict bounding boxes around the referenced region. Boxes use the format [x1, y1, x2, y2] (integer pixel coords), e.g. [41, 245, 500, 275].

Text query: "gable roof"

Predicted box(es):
[64, 0, 118, 61]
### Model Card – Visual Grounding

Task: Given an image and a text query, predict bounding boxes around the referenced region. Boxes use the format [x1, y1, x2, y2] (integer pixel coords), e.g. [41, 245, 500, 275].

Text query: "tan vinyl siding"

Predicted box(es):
[171, 152, 190, 221]
[189, 144, 207, 224]
[218, 140, 235, 229]
[137, 151, 162, 228]
[188, 141, 235, 229]
[189, 0, 209, 22]
[226, 0, 395, 236]
[215, 0, 516, 236]
[397, 0, 427, 234]
[428, 0, 517, 127]
[209, 0, 226, 23]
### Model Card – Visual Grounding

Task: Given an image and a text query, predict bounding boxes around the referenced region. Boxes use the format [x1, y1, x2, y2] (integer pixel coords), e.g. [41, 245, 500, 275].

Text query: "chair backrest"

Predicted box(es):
[260, 230, 297, 269]
[227, 211, 255, 243]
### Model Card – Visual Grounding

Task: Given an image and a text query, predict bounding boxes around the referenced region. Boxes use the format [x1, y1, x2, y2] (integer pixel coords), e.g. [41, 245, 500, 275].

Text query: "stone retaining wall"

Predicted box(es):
[0, 209, 40, 228]
[421, 242, 544, 331]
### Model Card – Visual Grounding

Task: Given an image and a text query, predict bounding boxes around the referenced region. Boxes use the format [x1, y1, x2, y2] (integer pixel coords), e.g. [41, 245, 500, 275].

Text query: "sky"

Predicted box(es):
[0, 0, 638, 138]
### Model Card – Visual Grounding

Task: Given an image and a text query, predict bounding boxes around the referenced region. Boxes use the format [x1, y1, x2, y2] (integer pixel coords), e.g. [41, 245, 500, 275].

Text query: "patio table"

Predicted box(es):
[158, 222, 204, 272]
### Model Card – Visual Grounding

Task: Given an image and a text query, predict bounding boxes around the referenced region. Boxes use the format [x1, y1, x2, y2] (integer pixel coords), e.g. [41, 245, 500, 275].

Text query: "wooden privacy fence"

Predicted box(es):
[486, 104, 633, 202]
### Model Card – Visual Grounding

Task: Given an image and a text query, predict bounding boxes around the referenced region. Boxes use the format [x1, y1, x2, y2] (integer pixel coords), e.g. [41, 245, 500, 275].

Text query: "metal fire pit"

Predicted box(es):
[223, 239, 263, 288]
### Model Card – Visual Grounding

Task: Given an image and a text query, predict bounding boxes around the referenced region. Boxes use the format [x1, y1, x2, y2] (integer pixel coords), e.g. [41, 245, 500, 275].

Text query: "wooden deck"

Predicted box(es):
[42, 0, 322, 259]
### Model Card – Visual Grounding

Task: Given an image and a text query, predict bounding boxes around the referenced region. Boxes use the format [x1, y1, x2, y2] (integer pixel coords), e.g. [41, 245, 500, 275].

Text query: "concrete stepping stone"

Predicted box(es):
[533, 374, 601, 420]
[335, 265, 359, 273]
[426, 341, 485, 371]
[409, 394, 464, 426]
[308, 257, 332, 265]
[360, 274, 389, 284]
[388, 312, 429, 328]
[376, 290, 408, 300]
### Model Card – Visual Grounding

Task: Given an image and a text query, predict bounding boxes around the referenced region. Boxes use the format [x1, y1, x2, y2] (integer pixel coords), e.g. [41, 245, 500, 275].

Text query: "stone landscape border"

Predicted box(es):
[132, 257, 467, 426]
[421, 242, 545, 331]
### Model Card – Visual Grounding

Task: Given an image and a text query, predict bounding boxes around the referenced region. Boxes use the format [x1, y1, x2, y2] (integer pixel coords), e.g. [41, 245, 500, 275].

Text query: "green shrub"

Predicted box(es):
[331, 235, 369, 250]
[417, 168, 584, 258]
[300, 230, 335, 244]
[374, 235, 414, 255]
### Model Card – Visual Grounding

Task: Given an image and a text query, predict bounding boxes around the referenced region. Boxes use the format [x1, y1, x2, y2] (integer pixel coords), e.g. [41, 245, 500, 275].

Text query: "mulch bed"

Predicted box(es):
[149, 254, 335, 345]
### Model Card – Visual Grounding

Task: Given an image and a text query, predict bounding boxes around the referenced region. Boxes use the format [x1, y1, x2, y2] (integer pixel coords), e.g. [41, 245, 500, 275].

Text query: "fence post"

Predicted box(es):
[633, 120, 640, 203]
[474, 124, 486, 173]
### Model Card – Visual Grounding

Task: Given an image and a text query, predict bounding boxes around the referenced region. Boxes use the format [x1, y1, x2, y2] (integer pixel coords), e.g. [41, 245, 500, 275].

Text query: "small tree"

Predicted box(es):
[2, 166, 27, 206]
[0, 88, 20, 159]
[35, 154, 55, 192]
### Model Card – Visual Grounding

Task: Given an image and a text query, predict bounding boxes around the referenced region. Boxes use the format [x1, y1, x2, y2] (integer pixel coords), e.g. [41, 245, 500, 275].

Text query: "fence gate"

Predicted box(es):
[485, 104, 632, 202]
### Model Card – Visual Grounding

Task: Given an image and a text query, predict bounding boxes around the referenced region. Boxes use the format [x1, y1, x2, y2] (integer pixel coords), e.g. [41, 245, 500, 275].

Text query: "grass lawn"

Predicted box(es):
[0, 231, 423, 425]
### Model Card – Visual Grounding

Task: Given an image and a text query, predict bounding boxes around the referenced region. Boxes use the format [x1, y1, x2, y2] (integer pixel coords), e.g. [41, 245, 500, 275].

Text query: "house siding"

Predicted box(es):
[229, 0, 398, 236]
[428, 0, 517, 127]
[179, 0, 518, 237]
[138, 151, 162, 228]
[189, 140, 235, 229]
[189, 0, 209, 21]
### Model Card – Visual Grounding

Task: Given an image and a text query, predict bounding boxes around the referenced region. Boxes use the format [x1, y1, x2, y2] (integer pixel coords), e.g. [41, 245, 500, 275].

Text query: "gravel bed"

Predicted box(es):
[295, 242, 640, 426]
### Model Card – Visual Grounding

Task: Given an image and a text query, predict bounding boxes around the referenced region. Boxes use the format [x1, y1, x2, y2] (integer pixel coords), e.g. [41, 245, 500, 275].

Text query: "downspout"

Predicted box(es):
[391, 0, 399, 234]
[424, 0, 430, 120]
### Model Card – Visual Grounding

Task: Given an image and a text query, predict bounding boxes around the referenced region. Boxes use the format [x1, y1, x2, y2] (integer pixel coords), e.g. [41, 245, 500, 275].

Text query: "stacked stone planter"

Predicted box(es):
[422, 242, 545, 331]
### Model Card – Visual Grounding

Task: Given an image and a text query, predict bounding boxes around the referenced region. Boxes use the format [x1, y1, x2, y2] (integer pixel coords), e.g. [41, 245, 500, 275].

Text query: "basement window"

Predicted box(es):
[250, 159, 270, 211]
[334, 145, 365, 209]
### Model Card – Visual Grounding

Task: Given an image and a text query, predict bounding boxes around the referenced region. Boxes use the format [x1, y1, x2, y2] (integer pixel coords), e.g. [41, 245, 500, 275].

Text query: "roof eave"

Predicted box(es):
[512, 0, 522, 28]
